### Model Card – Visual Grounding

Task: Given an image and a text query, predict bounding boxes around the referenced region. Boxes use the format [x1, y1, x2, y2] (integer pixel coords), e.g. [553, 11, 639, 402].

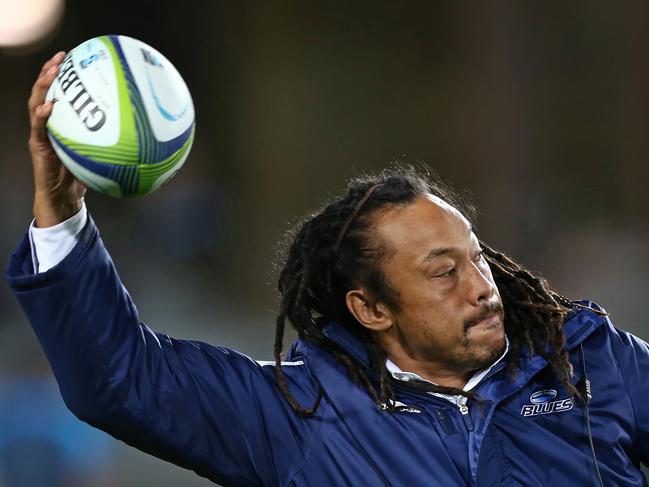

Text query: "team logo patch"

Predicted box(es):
[521, 389, 573, 417]
[530, 389, 557, 404]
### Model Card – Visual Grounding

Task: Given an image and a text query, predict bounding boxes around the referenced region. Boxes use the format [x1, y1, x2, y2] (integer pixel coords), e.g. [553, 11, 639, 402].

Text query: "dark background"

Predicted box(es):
[1, 1, 648, 485]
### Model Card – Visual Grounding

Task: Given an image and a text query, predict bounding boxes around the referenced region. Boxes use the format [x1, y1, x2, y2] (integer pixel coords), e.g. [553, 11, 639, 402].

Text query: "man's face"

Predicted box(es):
[372, 194, 505, 377]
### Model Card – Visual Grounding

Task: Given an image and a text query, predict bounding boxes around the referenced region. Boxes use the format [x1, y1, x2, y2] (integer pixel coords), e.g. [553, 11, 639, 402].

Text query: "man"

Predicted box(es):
[6, 52, 649, 486]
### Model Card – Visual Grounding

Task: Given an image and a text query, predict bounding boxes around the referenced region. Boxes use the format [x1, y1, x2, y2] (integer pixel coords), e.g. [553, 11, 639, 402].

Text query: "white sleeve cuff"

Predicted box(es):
[29, 203, 88, 274]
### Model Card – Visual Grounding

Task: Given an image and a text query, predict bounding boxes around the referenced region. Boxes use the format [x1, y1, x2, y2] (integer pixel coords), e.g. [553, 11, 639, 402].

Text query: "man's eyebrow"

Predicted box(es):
[419, 224, 476, 265]
[420, 247, 455, 265]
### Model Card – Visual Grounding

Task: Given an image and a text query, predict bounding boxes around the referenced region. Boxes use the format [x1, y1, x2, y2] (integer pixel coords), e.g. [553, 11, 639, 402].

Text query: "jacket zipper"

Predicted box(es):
[457, 398, 474, 431]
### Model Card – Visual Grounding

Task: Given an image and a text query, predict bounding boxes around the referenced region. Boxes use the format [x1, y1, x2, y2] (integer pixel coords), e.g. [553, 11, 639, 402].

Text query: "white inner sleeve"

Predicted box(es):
[29, 203, 88, 274]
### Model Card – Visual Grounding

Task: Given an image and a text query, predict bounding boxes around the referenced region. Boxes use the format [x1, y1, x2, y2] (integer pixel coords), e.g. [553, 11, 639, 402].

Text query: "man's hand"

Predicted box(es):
[28, 51, 87, 228]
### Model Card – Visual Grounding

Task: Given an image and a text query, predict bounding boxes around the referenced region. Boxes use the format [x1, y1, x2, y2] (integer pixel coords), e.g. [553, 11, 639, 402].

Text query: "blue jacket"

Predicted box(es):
[6, 218, 649, 486]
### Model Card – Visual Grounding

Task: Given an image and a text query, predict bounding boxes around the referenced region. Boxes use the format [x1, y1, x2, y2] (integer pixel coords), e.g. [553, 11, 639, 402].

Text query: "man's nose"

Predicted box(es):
[465, 261, 495, 306]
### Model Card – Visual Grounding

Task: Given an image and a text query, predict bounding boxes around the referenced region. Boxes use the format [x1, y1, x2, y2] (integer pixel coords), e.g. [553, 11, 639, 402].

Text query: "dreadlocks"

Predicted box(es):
[274, 165, 594, 417]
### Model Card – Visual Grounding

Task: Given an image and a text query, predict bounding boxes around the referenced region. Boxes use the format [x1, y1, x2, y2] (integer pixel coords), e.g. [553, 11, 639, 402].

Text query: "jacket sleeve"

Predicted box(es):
[606, 319, 649, 466]
[5, 217, 324, 486]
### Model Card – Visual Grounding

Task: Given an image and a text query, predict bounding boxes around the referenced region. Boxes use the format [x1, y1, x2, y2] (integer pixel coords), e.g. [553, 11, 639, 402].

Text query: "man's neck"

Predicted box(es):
[385, 353, 472, 389]
[383, 336, 511, 391]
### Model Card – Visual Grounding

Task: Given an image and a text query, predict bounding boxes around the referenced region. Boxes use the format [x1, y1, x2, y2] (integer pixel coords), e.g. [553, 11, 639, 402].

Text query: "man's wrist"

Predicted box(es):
[33, 194, 84, 228]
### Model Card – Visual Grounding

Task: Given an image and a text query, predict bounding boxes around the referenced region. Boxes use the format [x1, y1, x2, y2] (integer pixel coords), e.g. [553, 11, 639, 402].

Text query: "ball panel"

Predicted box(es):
[146, 145, 191, 193]
[45, 37, 121, 147]
[49, 133, 123, 197]
[138, 126, 195, 194]
[47, 125, 138, 165]
[110, 35, 194, 164]
[49, 131, 145, 197]
[102, 35, 139, 153]
[106, 35, 153, 165]
[118, 35, 194, 143]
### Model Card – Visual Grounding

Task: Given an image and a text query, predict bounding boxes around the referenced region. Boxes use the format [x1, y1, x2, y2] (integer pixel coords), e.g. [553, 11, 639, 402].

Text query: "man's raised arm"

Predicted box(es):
[5, 53, 323, 486]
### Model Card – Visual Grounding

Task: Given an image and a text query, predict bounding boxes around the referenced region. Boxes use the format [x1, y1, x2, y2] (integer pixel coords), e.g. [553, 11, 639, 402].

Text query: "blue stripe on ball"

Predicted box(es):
[50, 133, 140, 197]
[109, 35, 194, 165]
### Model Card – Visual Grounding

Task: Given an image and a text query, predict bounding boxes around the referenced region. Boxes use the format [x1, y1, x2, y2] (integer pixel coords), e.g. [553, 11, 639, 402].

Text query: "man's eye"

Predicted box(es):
[473, 250, 485, 263]
[435, 268, 456, 278]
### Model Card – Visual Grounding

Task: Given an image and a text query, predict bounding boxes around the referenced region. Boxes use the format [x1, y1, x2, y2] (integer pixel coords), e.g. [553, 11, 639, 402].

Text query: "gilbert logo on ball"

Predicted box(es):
[46, 35, 195, 197]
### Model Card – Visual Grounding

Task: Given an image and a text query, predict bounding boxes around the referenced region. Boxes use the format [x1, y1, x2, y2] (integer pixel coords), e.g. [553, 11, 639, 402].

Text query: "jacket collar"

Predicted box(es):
[292, 300, 608, 370]
[320, 321, 370, 365]
[561, 300, 608, 351]
[288, 301, 610, 420]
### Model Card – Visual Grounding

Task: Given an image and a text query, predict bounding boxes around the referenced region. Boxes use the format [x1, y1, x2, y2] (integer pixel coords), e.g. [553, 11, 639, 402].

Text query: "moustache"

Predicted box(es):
[464, 302, 504, 331]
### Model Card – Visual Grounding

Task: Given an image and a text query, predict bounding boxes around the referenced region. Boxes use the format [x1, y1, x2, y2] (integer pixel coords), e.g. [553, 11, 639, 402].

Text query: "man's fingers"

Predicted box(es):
[28, 65, 59, 114]
[30, 100, 55, 144]
[38, 51, 65, 78]
[28, 52, 64, 114]
[32, 100, 54, 127]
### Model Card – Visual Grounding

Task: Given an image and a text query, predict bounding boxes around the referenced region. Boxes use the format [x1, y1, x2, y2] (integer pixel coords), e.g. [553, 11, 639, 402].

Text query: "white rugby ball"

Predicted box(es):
[46, 35, 195, 197]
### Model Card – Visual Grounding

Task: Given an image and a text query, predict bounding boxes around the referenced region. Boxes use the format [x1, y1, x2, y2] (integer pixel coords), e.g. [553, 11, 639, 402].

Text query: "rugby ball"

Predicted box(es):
[46, 35, 195, 197]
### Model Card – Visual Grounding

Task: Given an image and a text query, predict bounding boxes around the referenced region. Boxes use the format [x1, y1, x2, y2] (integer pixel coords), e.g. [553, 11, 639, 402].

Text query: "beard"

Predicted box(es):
[458, 301, 506, 370]
[463, 300, 505, 332]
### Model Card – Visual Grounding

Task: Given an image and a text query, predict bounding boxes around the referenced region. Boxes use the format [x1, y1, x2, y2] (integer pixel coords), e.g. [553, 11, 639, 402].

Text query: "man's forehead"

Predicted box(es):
[375, 193, 474, 247]
[422, 193, 469, 225]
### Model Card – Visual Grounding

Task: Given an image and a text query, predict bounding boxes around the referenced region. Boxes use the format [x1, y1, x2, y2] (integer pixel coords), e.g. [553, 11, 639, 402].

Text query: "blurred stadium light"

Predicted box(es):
[0, 0, 64, 48]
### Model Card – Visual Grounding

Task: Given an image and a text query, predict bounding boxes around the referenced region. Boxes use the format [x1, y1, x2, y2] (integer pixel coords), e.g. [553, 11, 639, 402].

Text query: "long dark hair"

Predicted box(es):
[274, 165, 587, 417]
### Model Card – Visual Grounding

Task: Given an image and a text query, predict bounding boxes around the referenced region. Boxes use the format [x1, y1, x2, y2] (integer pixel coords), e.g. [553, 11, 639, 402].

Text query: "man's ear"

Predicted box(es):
[345, 288, 393, 331]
